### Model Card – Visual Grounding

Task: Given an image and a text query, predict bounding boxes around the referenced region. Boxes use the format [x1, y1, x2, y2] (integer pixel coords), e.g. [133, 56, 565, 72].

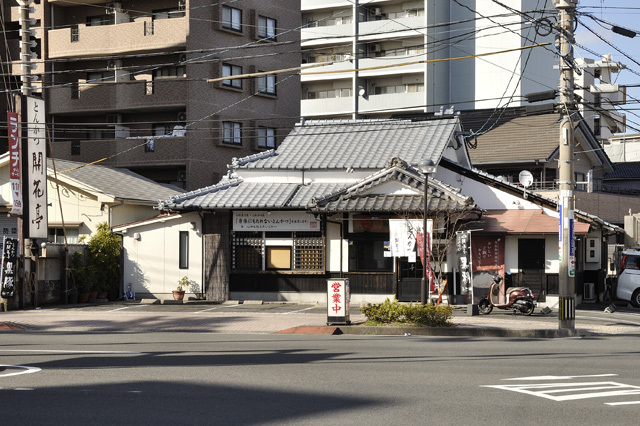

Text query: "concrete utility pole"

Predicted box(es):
[554, 0, 577, 331]
[18, 0, 35, 96]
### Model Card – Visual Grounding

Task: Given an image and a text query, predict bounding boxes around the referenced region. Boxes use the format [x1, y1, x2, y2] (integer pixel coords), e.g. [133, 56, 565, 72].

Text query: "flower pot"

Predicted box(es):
[97, 291, 109, 299]
[68, 290, 79, 304]
[172, 290, 185, 301]
[88, 291, 98, 301]
[78, 292, 90, 303]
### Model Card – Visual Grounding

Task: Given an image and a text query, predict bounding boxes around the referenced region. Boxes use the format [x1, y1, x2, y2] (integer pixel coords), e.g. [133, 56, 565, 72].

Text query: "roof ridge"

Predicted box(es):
[159, 178, 243, 209]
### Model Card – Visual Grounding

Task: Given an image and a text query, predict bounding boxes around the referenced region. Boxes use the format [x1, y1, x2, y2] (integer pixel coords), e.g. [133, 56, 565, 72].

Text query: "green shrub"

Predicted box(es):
[361, 298, 453, 327]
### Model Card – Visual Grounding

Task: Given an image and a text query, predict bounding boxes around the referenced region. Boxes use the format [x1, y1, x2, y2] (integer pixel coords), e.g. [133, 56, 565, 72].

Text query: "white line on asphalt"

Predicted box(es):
[284, 307, 316, 314]
[504, 374, 618, 381]
[576, 315, 640, 326]
[484, 381, 640, 402]
[0, 366, 41, 378]
[606, 401, 640, 405]
[127, 390, 143, 393]
[0, 349, 142, 354]
[194, 305, 241, 313]
[15, 388, 34, 391]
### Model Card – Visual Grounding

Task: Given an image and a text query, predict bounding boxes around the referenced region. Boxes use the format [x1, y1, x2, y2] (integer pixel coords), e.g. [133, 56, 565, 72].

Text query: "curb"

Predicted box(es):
[0, 322, 25, 331]
[334, 325, 595, 338]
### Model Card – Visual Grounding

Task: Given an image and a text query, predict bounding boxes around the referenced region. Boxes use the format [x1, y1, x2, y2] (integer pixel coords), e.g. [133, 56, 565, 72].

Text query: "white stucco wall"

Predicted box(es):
[117, 212, 203, 300]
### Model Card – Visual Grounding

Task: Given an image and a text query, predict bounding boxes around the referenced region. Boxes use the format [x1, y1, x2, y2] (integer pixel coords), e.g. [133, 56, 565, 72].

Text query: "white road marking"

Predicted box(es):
[194, 307, 223, 313]
[606, 401, 640, 406]
[576, 315, 640, 326]
[0, 366, 41, 377]
[15, 388, 34, 391]
[0, 349, 141, 354]
[284, 307, 316, 314]
[504, 374, 617, 381]
[484, 381, 640, 402]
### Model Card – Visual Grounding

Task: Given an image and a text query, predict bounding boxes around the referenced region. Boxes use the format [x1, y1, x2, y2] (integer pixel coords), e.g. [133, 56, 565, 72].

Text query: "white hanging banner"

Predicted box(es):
[389, 219, 431, 258]
[27, 96, 47, 238]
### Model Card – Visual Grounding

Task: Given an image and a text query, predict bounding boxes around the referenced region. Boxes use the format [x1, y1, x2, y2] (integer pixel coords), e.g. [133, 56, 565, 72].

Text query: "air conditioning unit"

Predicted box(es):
[370, 43, 382, 53]
[178, 0, 186, 11]
[177, 170, 187, 182]
[177, 112, 187, 122]
[179, 54, 187, 63]
[106, 2, 122, 14]
[106, 114, 122, 124]
[107, 59, 121, 70]
[372, 7, 382, 16]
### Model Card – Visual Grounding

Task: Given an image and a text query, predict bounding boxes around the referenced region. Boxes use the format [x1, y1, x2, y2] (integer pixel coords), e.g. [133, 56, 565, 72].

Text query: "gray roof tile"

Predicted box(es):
[231, 118, 460, 170]
[50, 159, 184, 202]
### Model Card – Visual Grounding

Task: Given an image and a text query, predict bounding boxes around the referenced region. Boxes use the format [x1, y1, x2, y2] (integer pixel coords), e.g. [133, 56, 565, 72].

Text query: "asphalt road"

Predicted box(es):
[1, 332, 639, 425]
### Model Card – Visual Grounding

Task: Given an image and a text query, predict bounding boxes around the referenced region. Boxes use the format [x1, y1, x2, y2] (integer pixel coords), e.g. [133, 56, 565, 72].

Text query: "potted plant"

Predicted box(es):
[173, 276, 188, 301]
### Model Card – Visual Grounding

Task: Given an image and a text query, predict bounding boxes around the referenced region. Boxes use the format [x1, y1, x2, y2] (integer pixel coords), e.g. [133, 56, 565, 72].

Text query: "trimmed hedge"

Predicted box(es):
[361, 298, 453, 327]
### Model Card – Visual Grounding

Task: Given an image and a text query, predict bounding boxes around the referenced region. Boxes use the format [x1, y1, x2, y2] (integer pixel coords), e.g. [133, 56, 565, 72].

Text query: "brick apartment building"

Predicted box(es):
[5, 0, 300, 191]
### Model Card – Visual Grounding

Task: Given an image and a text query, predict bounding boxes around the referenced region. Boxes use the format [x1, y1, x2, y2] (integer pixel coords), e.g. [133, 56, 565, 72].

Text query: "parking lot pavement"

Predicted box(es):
[0, 301, 639, 336]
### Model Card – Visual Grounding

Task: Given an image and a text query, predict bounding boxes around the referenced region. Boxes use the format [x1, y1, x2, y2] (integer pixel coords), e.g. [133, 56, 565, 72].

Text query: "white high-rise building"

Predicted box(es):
[301, 0, 557, 119]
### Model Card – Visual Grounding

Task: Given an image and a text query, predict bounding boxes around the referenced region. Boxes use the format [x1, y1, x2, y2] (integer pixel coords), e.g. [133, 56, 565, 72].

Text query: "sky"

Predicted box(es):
[574, 0, 640, 134]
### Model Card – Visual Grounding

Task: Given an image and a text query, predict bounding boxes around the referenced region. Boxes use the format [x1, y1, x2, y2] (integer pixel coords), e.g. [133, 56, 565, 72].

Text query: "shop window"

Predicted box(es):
[232, 231, 324, 271]
[267, 247, 291, 269]
[349, 236, 392, 272]
[179, 231, 189, 269]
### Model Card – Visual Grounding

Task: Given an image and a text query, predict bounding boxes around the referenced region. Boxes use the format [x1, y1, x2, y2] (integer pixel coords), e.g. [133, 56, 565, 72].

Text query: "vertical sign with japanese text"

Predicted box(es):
[8, 112, 22, 215]
[326, 279, 350, 324]
[27, 97, 47, 238]
[456, 230, 473, 303]
[0, 237, 19, 298]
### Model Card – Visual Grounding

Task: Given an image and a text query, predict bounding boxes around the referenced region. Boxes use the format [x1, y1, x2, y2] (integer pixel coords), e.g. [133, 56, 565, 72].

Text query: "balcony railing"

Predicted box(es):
[48, 17, 188, 59]
[48, 79, 188, 115]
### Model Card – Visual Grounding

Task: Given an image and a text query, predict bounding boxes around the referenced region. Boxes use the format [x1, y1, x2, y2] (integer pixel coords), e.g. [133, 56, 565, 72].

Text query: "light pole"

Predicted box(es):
[418, 158, 436, 305]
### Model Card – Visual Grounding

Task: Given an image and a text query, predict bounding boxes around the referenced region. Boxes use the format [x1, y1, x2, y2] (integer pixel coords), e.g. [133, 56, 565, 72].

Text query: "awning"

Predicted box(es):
[48, 222, 84, 228]
[464, 209, 590, 234]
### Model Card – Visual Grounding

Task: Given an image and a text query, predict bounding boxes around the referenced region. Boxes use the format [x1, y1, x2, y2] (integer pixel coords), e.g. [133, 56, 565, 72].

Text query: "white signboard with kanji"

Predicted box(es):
[26, 96, 47, 238]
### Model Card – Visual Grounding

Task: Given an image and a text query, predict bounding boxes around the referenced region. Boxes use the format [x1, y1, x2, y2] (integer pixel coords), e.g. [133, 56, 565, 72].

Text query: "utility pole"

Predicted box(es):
[554, 0, 577, 332]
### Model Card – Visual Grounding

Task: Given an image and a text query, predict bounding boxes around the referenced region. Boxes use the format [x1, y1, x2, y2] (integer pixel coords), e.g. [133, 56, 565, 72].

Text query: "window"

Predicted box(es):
[222, 6, 242, 31]
[222, 63, 242, 89]
[257, 74, 276, 95]
[257, 127, 276, 148]
[153, 66, 185, 79]
[48, 228, 79, 244]
[222, 121, 242, 145]
[232, 231, 324, 271]
[258, 16, 276, 39]
[179, 231, 189, 269]
[349, 236, 393, 272]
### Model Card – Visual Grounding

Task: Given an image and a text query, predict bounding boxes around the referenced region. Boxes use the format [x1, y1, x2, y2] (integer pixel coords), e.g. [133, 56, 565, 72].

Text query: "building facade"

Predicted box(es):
[300, 0, 556, 119]
[6, 1, 300, 191]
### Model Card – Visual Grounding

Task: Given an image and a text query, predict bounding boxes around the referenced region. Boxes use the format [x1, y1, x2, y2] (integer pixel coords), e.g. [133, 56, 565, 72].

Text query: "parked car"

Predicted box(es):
[617, 250, 640, 307]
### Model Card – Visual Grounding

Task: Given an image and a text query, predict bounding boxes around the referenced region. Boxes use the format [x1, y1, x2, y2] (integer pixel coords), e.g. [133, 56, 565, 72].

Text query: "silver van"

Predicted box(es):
[617, 250, 640, 307]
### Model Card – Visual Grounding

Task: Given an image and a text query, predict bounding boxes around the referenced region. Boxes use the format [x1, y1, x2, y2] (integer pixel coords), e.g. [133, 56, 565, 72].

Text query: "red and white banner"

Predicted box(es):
[7, 112, 22, 215]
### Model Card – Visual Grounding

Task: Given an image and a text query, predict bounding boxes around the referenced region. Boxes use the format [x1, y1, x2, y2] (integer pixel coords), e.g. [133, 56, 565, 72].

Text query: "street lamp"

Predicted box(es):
[418, 158, 437, 305]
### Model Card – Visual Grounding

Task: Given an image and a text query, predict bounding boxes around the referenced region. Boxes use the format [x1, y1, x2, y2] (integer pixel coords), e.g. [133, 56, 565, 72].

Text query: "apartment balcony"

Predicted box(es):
[302, 0, 353, 10]
[301, 91, 425, 117]
[302, 55, 424, 82]
[48, 79, 187, 115]
[52, 136, 189, 169]
[301, 96, 354, 117]
[48, 17, 188, 59]
[359, 16, 425, 41]
[301, 22, 353, 45]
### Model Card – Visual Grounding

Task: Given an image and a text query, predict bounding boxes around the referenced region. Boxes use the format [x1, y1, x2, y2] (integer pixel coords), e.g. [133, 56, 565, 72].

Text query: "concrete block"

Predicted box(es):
[466, 304, 479, 316]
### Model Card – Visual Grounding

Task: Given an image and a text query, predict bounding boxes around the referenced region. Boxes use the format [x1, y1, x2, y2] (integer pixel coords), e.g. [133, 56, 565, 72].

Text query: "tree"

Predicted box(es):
[87, 222, 121, 293]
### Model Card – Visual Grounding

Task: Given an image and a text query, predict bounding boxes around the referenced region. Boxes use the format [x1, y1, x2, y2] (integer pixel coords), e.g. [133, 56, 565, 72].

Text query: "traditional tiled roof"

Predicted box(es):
[49, 158, 184, 202]
[229, 117, 460, 170]
[310, 158, 476, 213]
[604, 162, 640, 180]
